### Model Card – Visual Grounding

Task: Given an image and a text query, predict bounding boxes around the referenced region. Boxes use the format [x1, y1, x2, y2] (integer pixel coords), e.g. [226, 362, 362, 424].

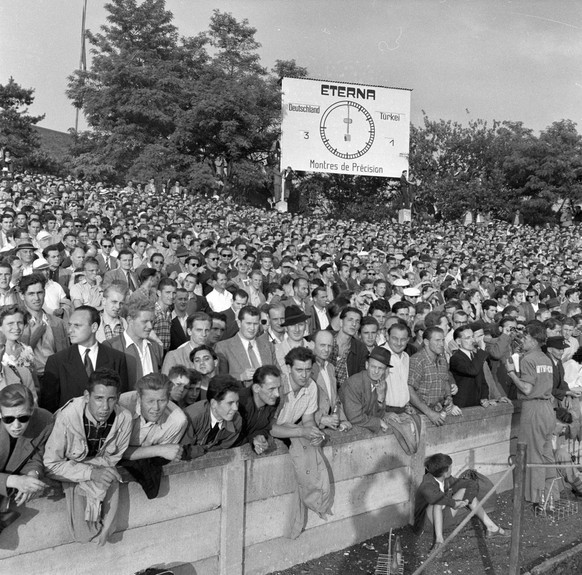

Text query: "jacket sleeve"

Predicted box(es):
[450, 352, 488, 377]
[486, 334, 510, 360]
[43, 412, 94, 483]
[418, 476, 458, 508]
[39, 355, 60, 413]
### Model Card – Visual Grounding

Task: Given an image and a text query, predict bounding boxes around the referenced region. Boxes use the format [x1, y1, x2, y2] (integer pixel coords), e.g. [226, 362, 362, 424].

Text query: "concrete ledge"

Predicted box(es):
[0, 402, 517, 574]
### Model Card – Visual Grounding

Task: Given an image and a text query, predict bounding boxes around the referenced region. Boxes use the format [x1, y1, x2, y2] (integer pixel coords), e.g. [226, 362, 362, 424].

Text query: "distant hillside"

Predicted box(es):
[34, 126, 72, 160]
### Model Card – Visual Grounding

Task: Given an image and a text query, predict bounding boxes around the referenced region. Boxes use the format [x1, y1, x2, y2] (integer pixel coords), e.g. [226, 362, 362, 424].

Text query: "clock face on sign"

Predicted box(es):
[319, 100, 375, 160]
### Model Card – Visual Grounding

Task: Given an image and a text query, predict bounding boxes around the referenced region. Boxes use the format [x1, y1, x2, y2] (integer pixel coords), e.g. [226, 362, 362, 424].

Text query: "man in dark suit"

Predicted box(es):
[103, 249, 139, 293]
[309, 286, 331, 333]
[449, 325, 490, 408]
[41, 306, 129, 412]
[43, 244, 72, 296]
[169, 288, 189, 351]
[214, 305, 276, 384]
[220, 290, 248, 341]
[96, 237, 118, 275]
[105, 300, 164, 389]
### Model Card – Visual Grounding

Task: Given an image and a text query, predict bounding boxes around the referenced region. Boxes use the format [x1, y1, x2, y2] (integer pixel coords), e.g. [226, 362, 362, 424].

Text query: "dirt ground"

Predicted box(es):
[267, 491, 582, 575]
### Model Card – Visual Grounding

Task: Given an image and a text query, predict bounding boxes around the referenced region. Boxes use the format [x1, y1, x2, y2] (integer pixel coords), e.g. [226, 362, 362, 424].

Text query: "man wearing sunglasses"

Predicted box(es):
[0, 384, 52, 512]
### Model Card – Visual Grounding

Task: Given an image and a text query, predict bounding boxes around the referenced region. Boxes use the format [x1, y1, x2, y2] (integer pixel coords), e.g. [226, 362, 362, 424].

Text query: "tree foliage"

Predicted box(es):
[0, 77, 44, 161]
[410, 114, 582, 222]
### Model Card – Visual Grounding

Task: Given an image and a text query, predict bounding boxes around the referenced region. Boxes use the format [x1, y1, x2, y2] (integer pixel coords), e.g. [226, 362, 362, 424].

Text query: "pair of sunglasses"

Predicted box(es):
[2, 415, 31, 424]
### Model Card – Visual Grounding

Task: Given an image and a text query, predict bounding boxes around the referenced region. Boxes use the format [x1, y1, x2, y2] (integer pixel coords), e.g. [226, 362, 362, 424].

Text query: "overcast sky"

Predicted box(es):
[1, 0, 581, 134]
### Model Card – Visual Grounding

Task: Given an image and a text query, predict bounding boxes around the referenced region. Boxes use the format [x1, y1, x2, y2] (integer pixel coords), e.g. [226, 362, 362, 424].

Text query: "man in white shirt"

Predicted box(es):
[383, 322, 412, 413]
[70, 257, 103, 310]
[119, 373, 187, 463]
[96, 283, 128, 342]
[206, 271, 233, 313]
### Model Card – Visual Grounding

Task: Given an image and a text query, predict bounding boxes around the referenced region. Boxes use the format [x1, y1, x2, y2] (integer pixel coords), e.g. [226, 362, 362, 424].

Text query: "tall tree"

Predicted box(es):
[0, 77, 44, 160]
[67, 0, 207, 182]
[173, 10, 282, 196]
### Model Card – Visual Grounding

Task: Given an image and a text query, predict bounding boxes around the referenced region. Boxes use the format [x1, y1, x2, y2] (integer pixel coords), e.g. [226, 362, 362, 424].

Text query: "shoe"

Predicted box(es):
[486, 526, 511, 539]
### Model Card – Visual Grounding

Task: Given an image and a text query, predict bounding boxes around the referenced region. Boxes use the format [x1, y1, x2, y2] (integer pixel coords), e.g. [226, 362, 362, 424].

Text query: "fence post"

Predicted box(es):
[219, 452, 246, 575]
[508, 442, 527, 575]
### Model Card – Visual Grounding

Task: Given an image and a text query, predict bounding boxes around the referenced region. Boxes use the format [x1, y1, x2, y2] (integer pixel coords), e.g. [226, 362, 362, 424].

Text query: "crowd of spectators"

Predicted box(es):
[1, 167, 582, 544]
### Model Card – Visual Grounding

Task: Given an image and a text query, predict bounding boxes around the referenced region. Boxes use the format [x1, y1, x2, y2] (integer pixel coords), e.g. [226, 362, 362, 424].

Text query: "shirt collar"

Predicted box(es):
[78, 342, 99, 355]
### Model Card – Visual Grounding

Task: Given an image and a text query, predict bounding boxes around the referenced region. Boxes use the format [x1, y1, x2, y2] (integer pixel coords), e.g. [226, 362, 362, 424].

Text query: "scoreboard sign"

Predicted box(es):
[281, 77, 411, 178]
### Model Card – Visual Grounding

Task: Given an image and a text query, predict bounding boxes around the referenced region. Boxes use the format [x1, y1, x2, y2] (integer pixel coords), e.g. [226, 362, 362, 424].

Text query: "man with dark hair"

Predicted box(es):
[450, 326, 491, 408]
[119, 373, 187, 462]
[206, 270, 233, 313]
[162, 312, 211, 373]
[273, 346, 331, 537]
[414, 453, 509, 551]
[236, 364, 282, 454]
[169, 287, 189, 351]
[43, 368, 132, 545]
[330, 306, 368, 388]
[104, 249, 138, 293]
[221, 289, 248, 340]
[215, 305, 276, 383]
[408, 326, 461, 426]
[19, 273, 70, 382]
[181, 374, 242, 457]
[153, 277, 177, 352]
[42, 306, 129, 412]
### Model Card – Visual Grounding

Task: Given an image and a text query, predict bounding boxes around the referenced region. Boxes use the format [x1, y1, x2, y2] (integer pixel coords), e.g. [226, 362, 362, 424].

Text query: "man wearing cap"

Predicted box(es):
[388, 278, 409, 308]
[339, 346, 391, 432]
[17, 242, 37, 276]
[545, 336, 581, 404]
[166, 245, 190, 278]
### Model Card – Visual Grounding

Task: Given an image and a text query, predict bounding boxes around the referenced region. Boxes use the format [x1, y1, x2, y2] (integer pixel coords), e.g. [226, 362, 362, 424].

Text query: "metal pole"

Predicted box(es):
[75, 0, 88, 132]
[411, 464, 514, 575]
[509, 442, 527, 575]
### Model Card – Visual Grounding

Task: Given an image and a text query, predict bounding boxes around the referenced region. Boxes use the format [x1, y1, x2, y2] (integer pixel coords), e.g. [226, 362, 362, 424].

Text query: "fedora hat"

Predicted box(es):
[281, 305, 310, 327]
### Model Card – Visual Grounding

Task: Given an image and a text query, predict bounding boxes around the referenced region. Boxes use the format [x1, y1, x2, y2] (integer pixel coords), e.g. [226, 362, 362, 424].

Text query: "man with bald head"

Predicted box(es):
[312, 330, 351, 432]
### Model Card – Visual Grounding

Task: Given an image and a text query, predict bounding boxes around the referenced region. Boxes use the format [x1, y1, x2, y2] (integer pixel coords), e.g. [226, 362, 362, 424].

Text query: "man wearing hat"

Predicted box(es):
[388, 277, 409, 309]
[274, 305, 312, 385]
[339, 346, 392, 433]
[166, 245, 190, 278]
[17, 242, 37, 276]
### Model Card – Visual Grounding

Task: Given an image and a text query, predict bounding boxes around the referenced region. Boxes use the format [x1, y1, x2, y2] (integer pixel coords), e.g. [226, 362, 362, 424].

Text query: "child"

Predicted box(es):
[414, 453, 510, 551]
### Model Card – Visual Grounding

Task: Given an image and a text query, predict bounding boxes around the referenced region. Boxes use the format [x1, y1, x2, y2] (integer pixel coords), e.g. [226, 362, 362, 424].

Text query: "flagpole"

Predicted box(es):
[75, 0, 88, 133]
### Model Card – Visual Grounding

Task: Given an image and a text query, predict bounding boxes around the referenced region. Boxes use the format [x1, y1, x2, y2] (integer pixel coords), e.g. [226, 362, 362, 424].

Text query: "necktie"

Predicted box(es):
[248, 342, 260, 370]
[206, 422, 221, 444]
[84, 349, 94, 378]
[126, 271, 136, 292]
[105, 257, 110, 271]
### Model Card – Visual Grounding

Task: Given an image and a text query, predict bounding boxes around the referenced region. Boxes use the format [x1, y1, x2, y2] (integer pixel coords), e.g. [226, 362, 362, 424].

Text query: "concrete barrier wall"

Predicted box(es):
[0, 403, 517, 575]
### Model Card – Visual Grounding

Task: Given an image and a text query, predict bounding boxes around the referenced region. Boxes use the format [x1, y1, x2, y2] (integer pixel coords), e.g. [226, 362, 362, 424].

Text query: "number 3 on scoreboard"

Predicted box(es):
[303, 131, 309, 139]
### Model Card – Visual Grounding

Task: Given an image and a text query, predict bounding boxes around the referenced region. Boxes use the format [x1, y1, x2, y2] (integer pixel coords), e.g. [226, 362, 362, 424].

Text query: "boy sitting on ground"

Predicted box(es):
[413, 453, 510, 551]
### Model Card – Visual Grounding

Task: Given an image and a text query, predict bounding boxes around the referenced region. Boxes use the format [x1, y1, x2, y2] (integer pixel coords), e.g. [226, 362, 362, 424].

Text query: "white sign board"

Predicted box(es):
[280, 77, 411, 178]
